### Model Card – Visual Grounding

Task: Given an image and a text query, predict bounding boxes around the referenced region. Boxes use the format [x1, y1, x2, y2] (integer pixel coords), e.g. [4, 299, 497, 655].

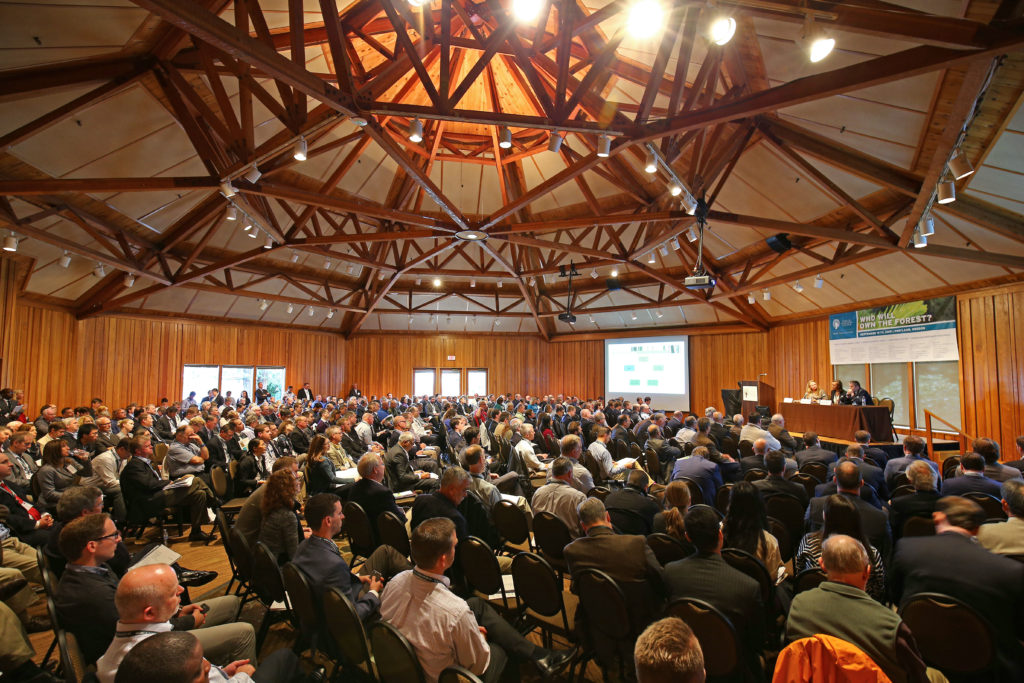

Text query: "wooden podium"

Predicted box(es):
[739, 380, 775, 420]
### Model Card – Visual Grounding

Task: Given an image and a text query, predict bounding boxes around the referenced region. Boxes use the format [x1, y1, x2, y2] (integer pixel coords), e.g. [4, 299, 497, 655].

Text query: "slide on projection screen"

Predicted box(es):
[604, 336, 690, 411]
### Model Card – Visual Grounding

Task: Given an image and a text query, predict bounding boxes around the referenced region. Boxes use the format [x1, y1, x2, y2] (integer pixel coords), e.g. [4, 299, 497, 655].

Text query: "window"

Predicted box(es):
[870, 363, 909, 427]
[915, 361, 961, 430]
[440, 369, 461, 398]
[466, 369, 487, 397]
[833, 364, 867, 394]
[256, 367, 287, 400]
[221, 366, 254, 404]
[413, 369, 436, 397]
[182, 365, 219, 403]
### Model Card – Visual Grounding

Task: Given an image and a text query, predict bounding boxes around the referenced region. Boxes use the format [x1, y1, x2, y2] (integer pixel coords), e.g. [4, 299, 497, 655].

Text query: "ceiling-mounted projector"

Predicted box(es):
[558, 311, 577, 324]
[684, 274, 715, 289]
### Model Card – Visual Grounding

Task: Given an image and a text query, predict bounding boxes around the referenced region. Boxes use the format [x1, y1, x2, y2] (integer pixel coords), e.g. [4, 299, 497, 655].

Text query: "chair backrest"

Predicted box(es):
[941, 455, 961, 481]
[342, 501, 377, 555]
[646, 533, 693, 566]
[36, 545, 59, 596]
[324, 586, 373, 675]
[511, 552, 566, 619]
[63, 630, 90, 683]
[900, 592, 995, 674]
[581, 451, 605, 484]
[714, 483, 733, 514]
[252, 541, 289, 606]
[666, 598, 739, 677]
[678, 477, 704, 505]
[683, 441, 695, 457]
[281, 563, 321, 647]
[608, 507, 651, 536]
[629, 442, 642, 461]
[378, 510, 411, 557]
[789, 472, 820, 499]
[719, 436, 738, 458]
[491, 499, 530, 547]
[643, 447, 661, 482]
[891, 471, 910, 489]
[963, 492, 1006, 520]
[532, 511, 572, 561]
[153, 442, 169, 466]
[738, 440, 754, 460]
[369, 620, 427, 683]
[889, 484, 915, 500]
[744, 468, 768, 482]
[210, 465, 229, 498]
[614, 439, 631, 461]
[229, 527, 254, 582]
[877, 397, 895, 420]
[793, 568, 827, 594]
[902, 515, 936, 538]
[575, 568, 631, 641]
[764, 493, 806, 544]
[438, 666, 484, 683]
[586, 486, 610, 500]
[799, 461, 827, 482]
[458, 536, 505, 600]
[229, 458, 239, 479]
[721, 547, 774, 606]
[765, 517, 793, 563]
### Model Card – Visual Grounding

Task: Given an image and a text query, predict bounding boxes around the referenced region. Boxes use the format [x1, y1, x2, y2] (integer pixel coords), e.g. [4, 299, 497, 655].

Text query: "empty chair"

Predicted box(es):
[459, 536, 515, 613]
[341, 501, 376, 566]
[531, 511, 572, 575]
[324, 586, 375, 682]
[491, 499, 531, 552]
[378, 510, 411, 557]
[510, 552, 576, 646]
[899, 593, 995, 677]
[370, 620, 427, 683]
[573, 568, 634, 682]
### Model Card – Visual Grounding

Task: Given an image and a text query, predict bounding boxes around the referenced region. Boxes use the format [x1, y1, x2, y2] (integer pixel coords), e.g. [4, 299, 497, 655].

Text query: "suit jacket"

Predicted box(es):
[349, 478, 406, 544]
[291, 535, 380, 621]
[889, 490, 940, 541]
[604, 486, 661, 532]
[978, 517, 1024, 556]
[807, 491, 891, 560]
[795, 446, 837, 468]
[289, 427, 313, 454]
[768, 424, 797, 455]
[55, 564, 121, 663]
[693, 434, 722, 462]
[155, 415, 175, 442]
[384, 443, 421, 492]
[670, 456, 722, 505]
[753, 475, 809, 507]
[663, 552, 766, 672]
[205, 435, 228, 474]
[340, 431, 365, 459]
[708, 422, 729, 446]
[826, 457, 889, 500]
[296, 388, 313, 401]
[119, 456, 167, 521]
[410, 492, 467, 541]
[940, 472, 1003, 498]
[0, 480, 47, 542]
[226, 435, 243, 462]
[863, 446, 891, 467]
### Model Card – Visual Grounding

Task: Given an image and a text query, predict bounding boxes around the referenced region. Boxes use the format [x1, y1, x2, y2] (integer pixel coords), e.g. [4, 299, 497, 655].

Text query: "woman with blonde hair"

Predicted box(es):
[116, 418, 135, 441]
[803, 380, 827, 402]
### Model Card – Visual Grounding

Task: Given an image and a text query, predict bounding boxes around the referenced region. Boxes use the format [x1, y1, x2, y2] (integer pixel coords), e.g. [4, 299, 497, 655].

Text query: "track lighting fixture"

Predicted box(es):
[94, 263, 106, 278]
[656, 310, 664, 318]
[631, 312, 638, 321]
[547, 131, 562, 153]
[2, 233, 17, 252]
[627, 0, 662, 39]
[793, 280, 804, 293]
[671, 238, 682, 251]
[814, 274, 824, 289]
[327, 309, 335, 319]
[246, 223, 256, 236]
[494, 319, 501, 327]
[287, 303, 294, 314]
[748, 293, 756, 304]
[308, 306, 315, 317]
[226, 206, 237, 221]
[610, 268, 619, 277]
[415, 277, 422, 286]
[919, 215, 935, 237]
[219, 181, 236, 198]
[913, 230, 928, 248]
[497, 279, 503, 288]
[948, 149, 974, 180]
[264, 235, 273, 249]
[408, 118, 424, 144]
[647, 253, 656, 264]
[410, 315, 415, 324]
[762, 289, 771, 301]
[470, 279, 476, 288]
[347, 265, 355, 275]
[512, 0, 542, 21]
[936, 175, 956, 204]
[291, 251, 299, 263]
[802, 14, 834, 63]
[244, 165, 262, 183]
[528, 276, 536, 287]
[681, 193, 698, 215]
[499, 127, 512, 149]
[350, 116, 368, 127]
[123, 273, 135, 288]
[260, 299, 269, 311]
[708, 14, 736, 46]
[644, 150, 657, 174]
[590, 269, 598, 279]
[378, 271, 387, 280]
[59, 251, 72, 268]
[597, 135, 611, 158]
[324, 258, 331, 269]
[589, 315, 595, 324]
[686, 226, 699, 243]
[670, 184, 682, 197]
[292, 137, 307, 161]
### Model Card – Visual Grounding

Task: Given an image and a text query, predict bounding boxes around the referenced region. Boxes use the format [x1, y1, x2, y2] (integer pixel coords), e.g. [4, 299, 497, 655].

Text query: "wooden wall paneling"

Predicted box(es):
[690, 331, 768, 414]
[767, 319, 833, 405]
[0, 259, 17, 389]
[546, 340, 604, 399]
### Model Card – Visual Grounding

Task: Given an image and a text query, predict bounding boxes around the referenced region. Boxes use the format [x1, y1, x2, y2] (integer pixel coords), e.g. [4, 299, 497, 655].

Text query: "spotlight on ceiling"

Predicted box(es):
[512, 0, 543, 22]
[762, 288, 771, 301]
[260, 299, 269, 311]
[747, 293, 756, 304]
[671, 238, 682, 251]
[919, 215, 935, 237]
[948, 149, 974, 180]
[327, 308, 335, 319]
[686, 226, 699, 243]
[378, 271, 386, 280]
[494, 318, 501, 327]
[597, 134, 611, 158]
[287, 303, 294, 314]
[659, 245, 669, 257]
[647, 252, 656, 264]
[2, 233, 17, 252]
[264, 235, 273, 249]
[547, 131, 563, 153]
[244, 165, 262, 183]
[324, 258, 331, 269]
[243, 220, 253, 232]
[350, 116, 368, 127]
[59, 251, 72, 268]
[226, 206, 237, 221]
[656, 310, 664, 318]
[292, 137, 307, 161]
[936, 176, 956, 204]
[802, 14, 834, 63]
[496, 279, 503, 288]
[669, 184, 682, 197]
[814, 274, 824, 289]
[631, 312, 638, 321]
[94, 263, 106, 278]
[219, 181, 236, 198]
[346, 264, 355, 275]
[408, 117, 424, 143]
[591, 269, 599, 279]
[610, 268, 619, 277]
[627, 0, 663, 39]
[913, 230, 928, 248]
[644, 149, 657, 174]
[499, 127, 512, 149]
[308, 306, 315, 317]
[123, 273, 135, 288]
[681, 193, 698, 215]
[793, 280, 804, 293]
[708, 14, 736, 46]
[415, 277, 422, 286]
[470, 279, 476, 288]
[528, 276, 536, 287]
[433, 277, 442, 287]
[291, 251, 299, 263]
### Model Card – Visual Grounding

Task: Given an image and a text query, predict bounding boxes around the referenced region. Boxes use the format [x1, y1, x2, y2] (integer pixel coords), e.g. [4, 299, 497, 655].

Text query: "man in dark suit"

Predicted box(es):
[643, 423, 680, 471]
[410, 468, 471, 541]
[610, 414, 633, 445]
[154, 407, 178, 443]
[853, 430, 890, 467]
[136, 413, 165, 445]
[768, 414, 797, 457]
[883, 435, 939, 490]
[385, 433, 437, 493]
[0, 451, 53, 546]
[663, 505, 766, 681]
[348, 453, 407, 544]
[752, 451, 809, 506]
[204, 423, 230, 478]
[291, 493, 407, 623]
[806, 461, 891, 561]
[824, 445, 889, 501]
[891, 496, 1024, 678]
[119, 437, 215, 542]
[840, 380, 872, 406]
[692, 418, 723, 463]
[794, 432, 837, 468]
[288, 415, 314, 455]
[941, 451, 1003, 497]
[708, 412, 729, 446]
[670, 446, 723, 506]
[296, 383, 314, 402]
[604, 470, 661, 533]
[890, 460, 940, 541]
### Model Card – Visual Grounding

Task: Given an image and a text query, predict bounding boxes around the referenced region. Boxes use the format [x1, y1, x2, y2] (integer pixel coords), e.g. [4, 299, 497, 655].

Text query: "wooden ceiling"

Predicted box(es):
[1, 0, 1023, 339]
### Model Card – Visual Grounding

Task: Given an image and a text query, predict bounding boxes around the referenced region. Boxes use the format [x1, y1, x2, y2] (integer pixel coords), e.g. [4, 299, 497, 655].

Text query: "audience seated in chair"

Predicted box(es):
[978, 479, 1024, 555]
[633, 617, 705, 683]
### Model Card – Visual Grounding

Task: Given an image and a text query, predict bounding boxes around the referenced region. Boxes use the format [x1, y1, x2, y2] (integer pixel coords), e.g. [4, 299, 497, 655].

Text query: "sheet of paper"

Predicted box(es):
[335, 468, 358, 479]
[163, 475, 193, 490]
[129, 544, 182, 569]
[487, 574, 516, 601]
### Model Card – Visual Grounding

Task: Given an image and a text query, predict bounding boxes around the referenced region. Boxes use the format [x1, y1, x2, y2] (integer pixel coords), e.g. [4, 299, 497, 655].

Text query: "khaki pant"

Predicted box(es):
[0, 566, 36, 616]
[0, 600, 33, 671]
[189, 594, 256, 665]
[2, 536, 41, 585]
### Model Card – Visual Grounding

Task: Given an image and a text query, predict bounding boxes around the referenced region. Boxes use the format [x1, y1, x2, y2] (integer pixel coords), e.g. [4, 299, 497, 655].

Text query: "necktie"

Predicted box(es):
[0, 482, 40, 520]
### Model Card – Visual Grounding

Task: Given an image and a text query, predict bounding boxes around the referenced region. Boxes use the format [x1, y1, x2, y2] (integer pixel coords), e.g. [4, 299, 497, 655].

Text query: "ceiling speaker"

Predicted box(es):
[766, 233, 792, 253]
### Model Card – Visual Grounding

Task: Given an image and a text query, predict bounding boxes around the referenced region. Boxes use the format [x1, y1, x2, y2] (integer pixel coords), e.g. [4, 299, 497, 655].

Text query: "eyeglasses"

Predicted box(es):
[94, 530, 122, 542]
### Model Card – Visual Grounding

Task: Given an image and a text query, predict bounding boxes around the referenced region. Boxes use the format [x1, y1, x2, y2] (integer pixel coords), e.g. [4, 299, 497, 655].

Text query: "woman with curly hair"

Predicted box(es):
[258, 469, 302, 564]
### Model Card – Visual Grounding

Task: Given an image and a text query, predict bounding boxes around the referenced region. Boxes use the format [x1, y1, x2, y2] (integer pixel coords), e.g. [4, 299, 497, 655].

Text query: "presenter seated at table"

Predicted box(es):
[828, 380, 845, 403]
[839, 381, 872, 407]
[803, 381, 827, 403]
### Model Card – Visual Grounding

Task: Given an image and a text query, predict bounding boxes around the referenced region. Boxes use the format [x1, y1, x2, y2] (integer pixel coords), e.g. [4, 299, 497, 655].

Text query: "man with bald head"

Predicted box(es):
[95, 563, 256, 682]
[786, 535, 927, 683]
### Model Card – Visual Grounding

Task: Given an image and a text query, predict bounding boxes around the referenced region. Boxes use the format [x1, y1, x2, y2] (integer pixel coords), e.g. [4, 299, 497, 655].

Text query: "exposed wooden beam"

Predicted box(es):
[0, 177, 220, 195]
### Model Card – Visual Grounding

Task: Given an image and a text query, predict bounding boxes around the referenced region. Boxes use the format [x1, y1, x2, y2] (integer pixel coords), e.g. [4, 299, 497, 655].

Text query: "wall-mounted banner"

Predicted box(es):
[828, 297, 959, 365]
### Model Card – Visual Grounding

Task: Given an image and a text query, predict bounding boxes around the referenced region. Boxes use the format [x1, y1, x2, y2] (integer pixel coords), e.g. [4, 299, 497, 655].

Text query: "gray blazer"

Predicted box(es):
[258, 507, 300, 563]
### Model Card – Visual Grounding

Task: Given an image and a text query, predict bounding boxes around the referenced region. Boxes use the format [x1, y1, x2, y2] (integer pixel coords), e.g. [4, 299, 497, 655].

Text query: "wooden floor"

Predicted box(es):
[27, 523, 605, 682]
